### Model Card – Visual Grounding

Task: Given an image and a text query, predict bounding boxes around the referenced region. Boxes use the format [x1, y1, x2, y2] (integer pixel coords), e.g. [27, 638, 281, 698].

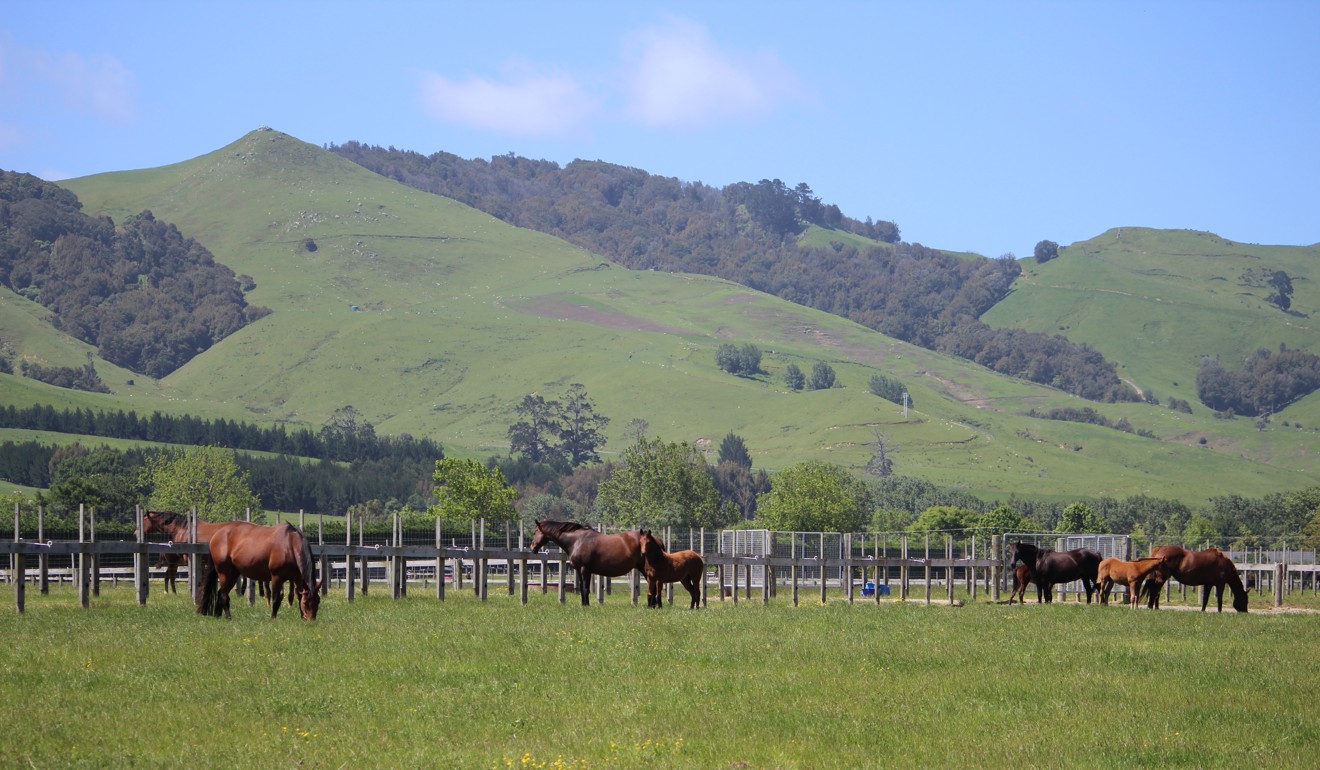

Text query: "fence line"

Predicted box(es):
[4, 515, 1316, 614]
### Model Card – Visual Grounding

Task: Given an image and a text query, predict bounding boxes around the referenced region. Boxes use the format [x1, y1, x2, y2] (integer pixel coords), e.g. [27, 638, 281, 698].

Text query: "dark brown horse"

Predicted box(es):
[1007, 564, 1035, 605]
[528, 519, 644, 606]
[638, 529, 704, 609]
[1142, 546, 1249, 612]
[1009, 541, 1102, 603]
[197, 521, 320, 620]
[1096, 556, 1175, 608]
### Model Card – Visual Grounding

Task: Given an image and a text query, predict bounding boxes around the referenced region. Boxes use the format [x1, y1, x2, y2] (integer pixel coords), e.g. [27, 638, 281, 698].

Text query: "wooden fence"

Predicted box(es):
[5, 521, 1315, 615]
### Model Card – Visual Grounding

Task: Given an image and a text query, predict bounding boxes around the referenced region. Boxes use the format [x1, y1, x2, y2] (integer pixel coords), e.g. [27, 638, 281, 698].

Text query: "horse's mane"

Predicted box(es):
[146, 510, 189, 532]
[538, 519, 598, 538]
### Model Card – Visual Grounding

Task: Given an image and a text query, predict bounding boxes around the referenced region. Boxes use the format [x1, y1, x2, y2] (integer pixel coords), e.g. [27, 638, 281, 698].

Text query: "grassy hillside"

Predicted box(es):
[983, 228, 1320, 426]
[0, 130, 1301, 504]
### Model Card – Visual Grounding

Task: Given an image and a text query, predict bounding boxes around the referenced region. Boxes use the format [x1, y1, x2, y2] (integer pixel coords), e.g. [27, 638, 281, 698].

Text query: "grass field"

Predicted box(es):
[3, 583, 1318, 769]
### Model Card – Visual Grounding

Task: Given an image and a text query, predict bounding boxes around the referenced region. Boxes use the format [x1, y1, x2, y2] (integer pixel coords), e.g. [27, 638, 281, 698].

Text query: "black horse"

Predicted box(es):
[1009, 541, 1102, 604]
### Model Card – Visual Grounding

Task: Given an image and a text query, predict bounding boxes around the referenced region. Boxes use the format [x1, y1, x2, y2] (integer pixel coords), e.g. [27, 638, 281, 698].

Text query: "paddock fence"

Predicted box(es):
[3, 507, 1315, 613]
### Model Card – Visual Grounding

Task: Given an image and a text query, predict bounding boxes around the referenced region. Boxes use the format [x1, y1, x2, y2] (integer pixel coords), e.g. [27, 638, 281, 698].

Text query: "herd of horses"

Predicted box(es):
[139, 512, 1251, 620]
[1008, 541, 1250, 612]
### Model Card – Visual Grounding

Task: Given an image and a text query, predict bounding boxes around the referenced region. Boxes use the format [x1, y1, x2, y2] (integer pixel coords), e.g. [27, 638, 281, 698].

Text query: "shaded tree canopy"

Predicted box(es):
[0, 171, 270, 378]
[1196, 346, 1320, 417]
[754, 461, 873, 533]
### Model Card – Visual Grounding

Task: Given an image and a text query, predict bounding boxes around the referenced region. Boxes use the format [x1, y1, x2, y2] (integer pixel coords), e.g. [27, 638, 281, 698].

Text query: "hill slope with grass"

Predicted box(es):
[0, 130, 1304, 503]
[983, 228, 1320, 425]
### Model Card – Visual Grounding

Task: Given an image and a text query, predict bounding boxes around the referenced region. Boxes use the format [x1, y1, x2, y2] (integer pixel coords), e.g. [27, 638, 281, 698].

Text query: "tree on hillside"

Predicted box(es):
[717, 432, 752, 468]
[716, 343, 763, 376]
[145, 446, 261, 522]
[429, 457, 517, 526]
[1267, 270, 1294, 311]
[784, 363, 805, 391]
[864, 430, 895, 478]
[809, 361, 836, 390]
[622, 417, 649, 446]
[1034, 240, 1059, 263]
[557, 383, 609, 467]
[594, 437, 725, 529]
[754, 461, 872, 533]
[507, 393, 565, 465]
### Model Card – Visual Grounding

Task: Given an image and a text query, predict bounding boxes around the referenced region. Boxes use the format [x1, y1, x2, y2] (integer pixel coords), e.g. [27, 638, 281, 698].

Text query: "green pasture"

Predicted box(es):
[2, 584, 1317, 769]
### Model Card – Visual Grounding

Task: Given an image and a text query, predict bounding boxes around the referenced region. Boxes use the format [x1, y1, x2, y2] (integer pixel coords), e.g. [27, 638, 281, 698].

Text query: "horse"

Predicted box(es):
[1096, 556, 1175, 608]
[142, 510, 283, 604]
[1141, 545, 1249, 613]
[1009, 541, 1102, 604]
[638, 529, 704, 609]
[1007, 564, 1035, 605]
[196, 521, 320, 620]
[528, 519, 644, 606]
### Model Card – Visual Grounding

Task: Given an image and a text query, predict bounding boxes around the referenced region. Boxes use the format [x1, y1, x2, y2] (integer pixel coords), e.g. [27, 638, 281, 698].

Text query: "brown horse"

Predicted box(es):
[638, 529, 704, 609]
[1096, 556, 1175, 608]
[142, 510, 283, 604]
[1007, 564, 1035, 604]
[528, 519, 644, 606]
[197, 521, 320, 620]
[1142, 546, 1249, 612]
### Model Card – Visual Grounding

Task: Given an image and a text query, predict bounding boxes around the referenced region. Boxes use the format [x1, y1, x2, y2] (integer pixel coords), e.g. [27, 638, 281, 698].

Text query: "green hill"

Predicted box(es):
[983, 228, 1320, 425]
[0, 130, 1305, 503]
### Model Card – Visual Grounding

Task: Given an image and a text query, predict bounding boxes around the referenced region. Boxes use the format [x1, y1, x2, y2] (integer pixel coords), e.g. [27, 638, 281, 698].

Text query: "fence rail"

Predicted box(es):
[5, 525, 1316, 614]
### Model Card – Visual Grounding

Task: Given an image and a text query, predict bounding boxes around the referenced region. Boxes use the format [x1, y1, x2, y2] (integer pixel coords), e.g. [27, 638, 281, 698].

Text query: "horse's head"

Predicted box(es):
[1009, 542, 1032, 568]
[529, 520, 549, 552]
[298, 584, 321, 621]
[141, 510, 164, 537]
[639, 529, 658, 556]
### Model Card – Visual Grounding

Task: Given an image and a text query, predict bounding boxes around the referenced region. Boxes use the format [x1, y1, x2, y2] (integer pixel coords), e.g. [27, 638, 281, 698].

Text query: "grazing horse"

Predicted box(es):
[197, 521, 320, 620]
[528, 519, 644, 606]
[142, 510, 283, 603]
[1007, 564, 1036, 605]
[1096, 556, 1175, 608]
[638, 529, 704, 609]
[1142, 546, 1249, 613]
[1009, 541, 1102, 604]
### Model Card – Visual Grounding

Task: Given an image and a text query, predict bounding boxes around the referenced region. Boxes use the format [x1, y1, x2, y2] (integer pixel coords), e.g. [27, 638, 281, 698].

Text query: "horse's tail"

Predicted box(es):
[196, 561, 221, 617]
[295, 532, 317, 594]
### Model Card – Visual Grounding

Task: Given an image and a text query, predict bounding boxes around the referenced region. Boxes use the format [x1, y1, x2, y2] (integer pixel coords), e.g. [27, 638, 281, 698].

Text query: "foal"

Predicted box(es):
[638, 530, 704, 609]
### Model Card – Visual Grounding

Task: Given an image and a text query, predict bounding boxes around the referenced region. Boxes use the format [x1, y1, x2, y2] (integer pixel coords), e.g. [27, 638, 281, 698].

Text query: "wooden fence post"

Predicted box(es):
[990, 534, 1001, 602]
[90, 506, 100, 598]
[1274, 563, 1285, 608]
[345, 509, 355, 603]
[135, 506, 149, 606]
[900, 533, 910, 601]
[38, 506, 48, 595]
[436, 518, 445, 602]
[78, 504, 89, 609]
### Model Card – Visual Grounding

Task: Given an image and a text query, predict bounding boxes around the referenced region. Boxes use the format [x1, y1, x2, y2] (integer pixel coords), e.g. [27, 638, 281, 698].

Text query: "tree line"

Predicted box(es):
[0, 402, 443, 464]
[0, 170, 270, 379]
[1196, 346, 1320, 417]
[329, 143, 1135, 403]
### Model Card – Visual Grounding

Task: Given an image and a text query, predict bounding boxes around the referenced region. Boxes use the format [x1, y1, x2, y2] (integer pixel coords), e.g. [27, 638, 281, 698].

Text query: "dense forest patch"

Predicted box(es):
[0, 170, 270, 379]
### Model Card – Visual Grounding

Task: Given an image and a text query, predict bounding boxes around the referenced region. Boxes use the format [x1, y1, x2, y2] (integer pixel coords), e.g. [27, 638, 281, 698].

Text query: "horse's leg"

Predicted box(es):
[684, 576, 700, 608]
[1084, 578, 1094, 604]
[270, 578, 286, 619]
[216, 570, 237, 620]
[578, 567, 590, 606]
[1214, 584, 1224, 612]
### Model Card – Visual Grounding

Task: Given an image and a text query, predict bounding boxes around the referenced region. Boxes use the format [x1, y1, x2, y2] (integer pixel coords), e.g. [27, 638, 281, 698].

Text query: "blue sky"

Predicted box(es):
[3, 1, 1317, 258]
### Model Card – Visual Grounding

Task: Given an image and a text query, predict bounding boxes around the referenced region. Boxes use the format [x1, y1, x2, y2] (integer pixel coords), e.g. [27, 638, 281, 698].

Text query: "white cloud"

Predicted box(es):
[416, 65, 597, 137]
[30, 48, 136, 124]
[621, 18, 798, 129]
